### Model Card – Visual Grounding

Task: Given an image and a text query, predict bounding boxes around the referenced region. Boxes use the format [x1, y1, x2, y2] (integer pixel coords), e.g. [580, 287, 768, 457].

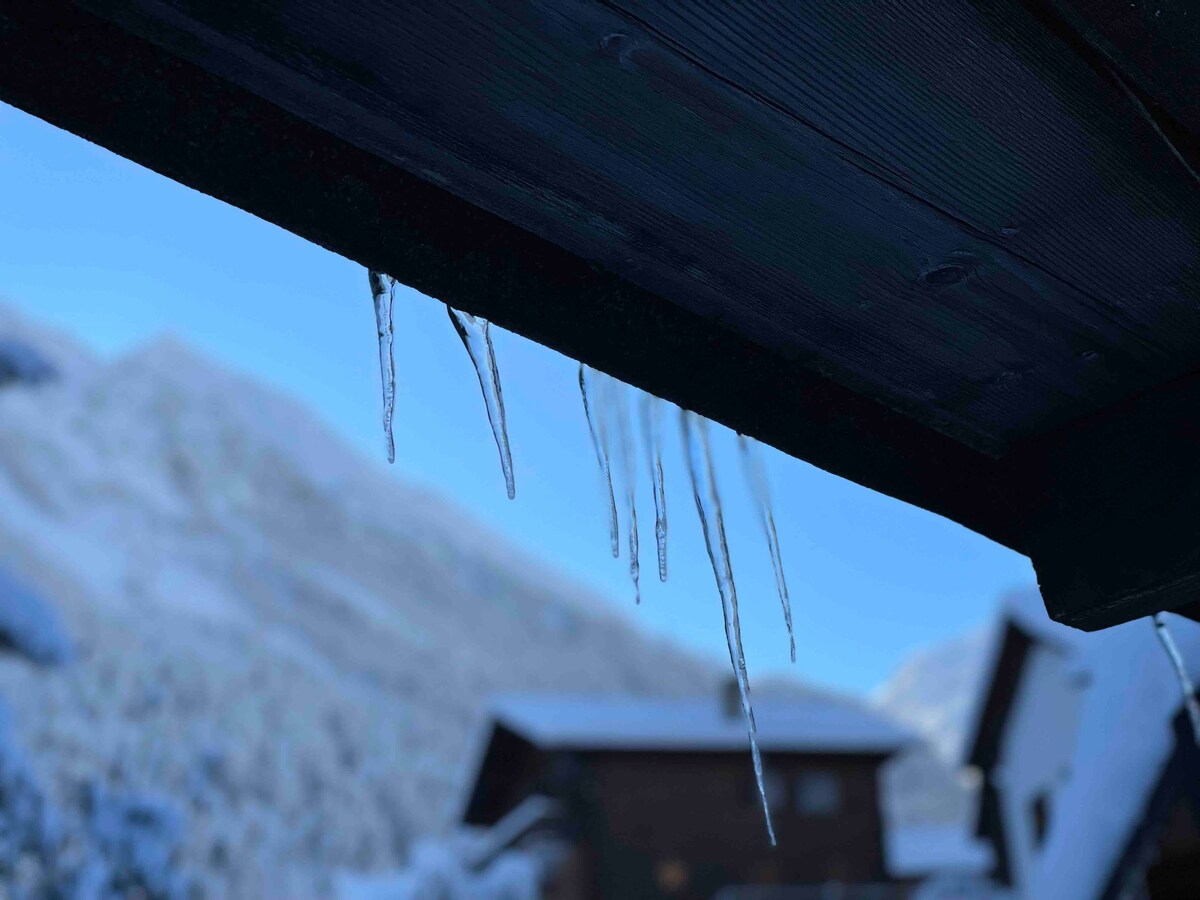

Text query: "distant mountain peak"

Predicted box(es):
[872, 626, 993, 765]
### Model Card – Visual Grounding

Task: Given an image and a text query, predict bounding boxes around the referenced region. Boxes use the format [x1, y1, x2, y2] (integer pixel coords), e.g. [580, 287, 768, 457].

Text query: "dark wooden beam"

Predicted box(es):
[1012, 372, 1200, 630]
[1037, 0, 1200, 159]
[0, 0, 1027, 550]
[3, 0, 1200, 630]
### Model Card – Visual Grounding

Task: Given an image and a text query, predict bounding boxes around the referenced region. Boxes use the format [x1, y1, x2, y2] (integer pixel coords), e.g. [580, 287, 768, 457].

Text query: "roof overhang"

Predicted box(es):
[2, 0, 1199, 629]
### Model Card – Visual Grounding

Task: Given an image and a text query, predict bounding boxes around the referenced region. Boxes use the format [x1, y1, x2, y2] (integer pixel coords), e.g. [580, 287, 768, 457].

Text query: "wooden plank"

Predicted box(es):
[604, 0, 1200, 358]
[5, 0, 1200, 630]
[1012, 372, 1200, 629]
[66, 0, 1200, 452]
[1035, 0, 1200, 152]
[0, 0, 1027, 551]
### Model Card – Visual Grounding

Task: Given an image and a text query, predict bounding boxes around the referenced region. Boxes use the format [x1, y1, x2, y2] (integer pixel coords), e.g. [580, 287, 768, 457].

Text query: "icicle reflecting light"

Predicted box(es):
[579, 364, 619, 558]
[610, 380, 641, 604]
[447, 306, 515, 500]
[738, 435, 795, 663]
[640, 393, 668, 582]
[681, 411, 776, 845]
[1152, 614, 1200, 745]
[368, 270, 397, 464]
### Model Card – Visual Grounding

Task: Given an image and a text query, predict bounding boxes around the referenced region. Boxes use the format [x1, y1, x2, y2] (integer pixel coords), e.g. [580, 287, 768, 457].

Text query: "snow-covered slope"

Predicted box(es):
[0, 306, 721, 896]
[871, 622, 999, 830]
[873, 627, 992, 766]
[0, 305, 965, 897]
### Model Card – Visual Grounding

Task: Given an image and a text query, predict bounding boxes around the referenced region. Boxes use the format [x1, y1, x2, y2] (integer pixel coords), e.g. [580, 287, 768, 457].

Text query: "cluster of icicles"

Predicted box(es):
[370, 270, 791, 842]
[370, 270, 1200, 841]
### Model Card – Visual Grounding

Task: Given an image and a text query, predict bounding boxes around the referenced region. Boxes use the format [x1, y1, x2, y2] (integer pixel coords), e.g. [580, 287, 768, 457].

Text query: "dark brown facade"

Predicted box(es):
[465, 725, 896, 900]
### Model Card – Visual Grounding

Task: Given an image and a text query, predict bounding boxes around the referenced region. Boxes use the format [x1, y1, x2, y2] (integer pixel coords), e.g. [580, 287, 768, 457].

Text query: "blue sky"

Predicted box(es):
[0, 101, 1036, 696]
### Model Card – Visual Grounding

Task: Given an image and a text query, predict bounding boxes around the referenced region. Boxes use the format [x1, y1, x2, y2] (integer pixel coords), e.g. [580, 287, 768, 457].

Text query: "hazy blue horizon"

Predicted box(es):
[0, 100, 1037, 696]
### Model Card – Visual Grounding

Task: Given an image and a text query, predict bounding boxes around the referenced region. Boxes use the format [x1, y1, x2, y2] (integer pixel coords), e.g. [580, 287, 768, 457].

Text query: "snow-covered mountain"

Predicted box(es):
[0, 305, 724, 896]
[870, 621, 1003, 831]
[871, 591, 1061, 831]
[0, 304, 970, 897]
[873, 627, 992, 766]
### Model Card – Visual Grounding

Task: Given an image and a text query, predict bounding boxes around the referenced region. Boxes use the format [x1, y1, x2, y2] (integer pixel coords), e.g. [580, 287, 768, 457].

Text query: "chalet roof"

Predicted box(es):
[489, 692, 914, 755]
[963, 588, 1083, 770]
[1027, 614, 1200, 899]
[963, 596, 1200, 899]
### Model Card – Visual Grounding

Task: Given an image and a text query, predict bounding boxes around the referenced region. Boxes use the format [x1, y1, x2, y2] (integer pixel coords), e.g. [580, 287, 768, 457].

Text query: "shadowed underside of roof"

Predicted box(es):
[1, 0, 1199, 629]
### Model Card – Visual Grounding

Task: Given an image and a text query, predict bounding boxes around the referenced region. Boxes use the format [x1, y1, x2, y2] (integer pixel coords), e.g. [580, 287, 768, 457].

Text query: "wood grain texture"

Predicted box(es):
[0, 0, 1027, 553]
[72, 0, 1200, 453]
[1010, 372, 1200, 629]
[1039, 0, 1200, 151]
[8, 0, 1200, 629]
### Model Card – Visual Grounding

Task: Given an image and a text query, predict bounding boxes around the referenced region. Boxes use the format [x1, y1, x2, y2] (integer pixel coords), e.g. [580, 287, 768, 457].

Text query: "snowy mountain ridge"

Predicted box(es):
[0, 305, 723, 896]
[0, 304, 966, 897]
[872, 627, 992, 766]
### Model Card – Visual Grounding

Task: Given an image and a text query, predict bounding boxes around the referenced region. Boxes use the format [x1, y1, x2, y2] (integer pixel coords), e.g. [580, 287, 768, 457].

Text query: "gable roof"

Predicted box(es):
[489, 692, 915, 755]
[961, 592, 1200, 900]
[963, 589, 1082, 771]
[1026, 614, 1200, 899]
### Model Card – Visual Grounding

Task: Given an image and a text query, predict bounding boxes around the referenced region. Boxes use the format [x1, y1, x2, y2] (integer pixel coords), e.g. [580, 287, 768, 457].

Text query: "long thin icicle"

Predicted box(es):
[639, 393, 668, 582]
[447, 306, 515, 500]
[681, 411, 775, 845]
[579, 364, 619, 558]
[610, 380, 640, 604]
[1152, 614, 1200, 745]
[368, 270, 397, 464]
[738, 434, 795, 663]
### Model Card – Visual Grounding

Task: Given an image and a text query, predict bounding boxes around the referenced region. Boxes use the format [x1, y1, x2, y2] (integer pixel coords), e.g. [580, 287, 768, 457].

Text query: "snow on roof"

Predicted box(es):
[1026, 612, 1200, 899]
[0, 568, 72, 665]
[960, 587, 1084, 768]
[886, 823, 994, 878]
[489, 692, 914, 754]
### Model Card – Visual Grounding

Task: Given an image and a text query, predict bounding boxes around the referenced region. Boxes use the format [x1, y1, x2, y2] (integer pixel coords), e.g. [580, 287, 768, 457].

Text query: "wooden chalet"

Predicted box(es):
[964, 596, 1200, 898]
[461, 688, 914, 898]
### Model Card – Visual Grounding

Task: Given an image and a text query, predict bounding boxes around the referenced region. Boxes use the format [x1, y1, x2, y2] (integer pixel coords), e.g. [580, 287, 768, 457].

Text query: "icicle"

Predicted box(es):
[368, 270, 397, 464]
[1152, 614, 1200, 745]
[738, 434, 795, 663]
[639, 393, 668, 582]
[447, 306, 515, 499]
[579, 364, 619, 558]
[610, 381, 640, 604]
[681, 411, 776, 845]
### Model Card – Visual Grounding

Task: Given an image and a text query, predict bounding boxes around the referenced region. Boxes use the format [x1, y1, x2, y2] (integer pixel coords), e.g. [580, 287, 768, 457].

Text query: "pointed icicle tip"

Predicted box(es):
[1152, 614, 1200, 746]
[738, 434, 795, 663]
[681, 410, 775, 845]
[609, 378, 641, 605]
[639, 392, 669, 583]
[368, 270, 397, 465]
[579, 364, 619, 559]
[447, 305, 515, 500]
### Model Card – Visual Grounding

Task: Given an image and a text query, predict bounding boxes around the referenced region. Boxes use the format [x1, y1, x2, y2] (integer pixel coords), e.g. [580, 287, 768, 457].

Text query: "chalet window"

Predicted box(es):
[795, 770, 841, 816]
[653, 858, 689, 894]
[1031, 791, 1051, 847]
[763, 769, 788, 809]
